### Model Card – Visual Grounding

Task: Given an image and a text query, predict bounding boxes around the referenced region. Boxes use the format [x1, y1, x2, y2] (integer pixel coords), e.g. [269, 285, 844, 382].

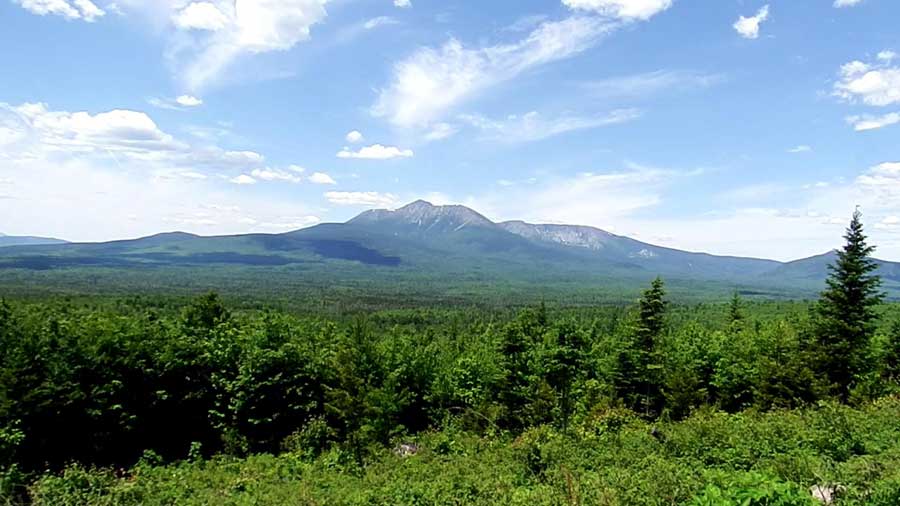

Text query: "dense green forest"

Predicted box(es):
[1, 213, 899, 505]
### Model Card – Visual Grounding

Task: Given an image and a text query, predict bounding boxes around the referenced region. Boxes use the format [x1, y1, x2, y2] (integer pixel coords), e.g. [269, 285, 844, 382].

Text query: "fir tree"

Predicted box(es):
[620, 277, 668, 416]
[728, 291, 744, 325]
[814, 209, 883, 399]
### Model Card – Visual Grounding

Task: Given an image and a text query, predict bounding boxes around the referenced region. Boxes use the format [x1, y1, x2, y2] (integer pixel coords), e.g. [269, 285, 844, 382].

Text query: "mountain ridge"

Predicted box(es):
[1, 200, 898, 296]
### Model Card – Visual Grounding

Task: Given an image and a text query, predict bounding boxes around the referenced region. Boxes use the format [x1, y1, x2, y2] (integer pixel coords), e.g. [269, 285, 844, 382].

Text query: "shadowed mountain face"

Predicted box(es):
[1, 200, 898, 295]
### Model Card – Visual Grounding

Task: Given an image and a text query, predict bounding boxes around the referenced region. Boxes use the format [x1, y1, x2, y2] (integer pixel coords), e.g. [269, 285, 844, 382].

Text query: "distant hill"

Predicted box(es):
[0, 234, 67, 248]
[1, 200, 898, 298]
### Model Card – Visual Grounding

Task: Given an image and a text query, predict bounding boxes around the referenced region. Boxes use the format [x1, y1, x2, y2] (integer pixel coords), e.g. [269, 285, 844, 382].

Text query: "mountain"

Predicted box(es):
[765, 250, 900, 283]
[0, 234, 67, 248]
[1, 200, 899, 297]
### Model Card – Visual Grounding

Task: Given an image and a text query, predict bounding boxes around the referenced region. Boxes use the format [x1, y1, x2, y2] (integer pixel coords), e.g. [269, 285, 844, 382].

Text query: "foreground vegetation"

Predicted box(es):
[1, 212, 898, 504]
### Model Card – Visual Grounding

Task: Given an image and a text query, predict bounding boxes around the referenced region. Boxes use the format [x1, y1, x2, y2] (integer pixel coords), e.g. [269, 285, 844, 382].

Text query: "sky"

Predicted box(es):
[0, 0, 899, 261]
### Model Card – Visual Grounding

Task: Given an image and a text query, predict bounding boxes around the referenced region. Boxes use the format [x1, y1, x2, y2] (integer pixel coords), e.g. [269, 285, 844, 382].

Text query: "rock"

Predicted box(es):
[810, 484, 845, 504]
[394, 442, 419, 457]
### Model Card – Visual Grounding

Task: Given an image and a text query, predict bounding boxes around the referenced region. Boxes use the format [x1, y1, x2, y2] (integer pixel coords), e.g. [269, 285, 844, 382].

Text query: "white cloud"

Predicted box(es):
[788, 145, 812, 153]
[176, 95, 203, 107]
[364, 16, 398, 30]
[325, 191, 398, 207]
[255, 215, 320, 229]
[393, 0, 411, 7]
[167, 0, 330, 91]
[561, 0, 673, 20]
[581, 70, 724, 99]
[0, 103, 320, 240]
[878, 50, 897, 62]
[337, 144, 414, 160]
[148, 95, 204, 110]
[372, 16, 616, 127]
[1, 101, 267, 181]
[345, 130, 364, 143]
[172, 2, 229, 31]
[308, 172, 337, 184]
[14, 0, 105, 22]
[834, 57, 900, 106]
[230, 174, 257, 184]
[875, 215, 900, 230]
[733, 5, 769, 40]
[460, 109, 640, 143]
[250, 168, 302, 183]
[834, 0, 863, 7]
[424, 122, 458, 141]
[846, 112, 900, 131]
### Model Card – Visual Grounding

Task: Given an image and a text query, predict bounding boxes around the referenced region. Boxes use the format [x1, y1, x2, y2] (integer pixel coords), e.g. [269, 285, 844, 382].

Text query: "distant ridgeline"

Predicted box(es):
[1, 200, 899, 300]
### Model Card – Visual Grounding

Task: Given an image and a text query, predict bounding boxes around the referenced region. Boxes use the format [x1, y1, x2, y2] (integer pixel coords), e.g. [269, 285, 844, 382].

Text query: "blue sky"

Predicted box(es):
[1, 0, 899, 260]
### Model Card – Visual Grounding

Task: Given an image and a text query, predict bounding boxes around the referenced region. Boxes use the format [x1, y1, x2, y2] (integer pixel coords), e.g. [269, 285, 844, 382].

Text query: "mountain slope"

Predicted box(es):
[0, 235, 67, 248]
[2, 200, 899, 297]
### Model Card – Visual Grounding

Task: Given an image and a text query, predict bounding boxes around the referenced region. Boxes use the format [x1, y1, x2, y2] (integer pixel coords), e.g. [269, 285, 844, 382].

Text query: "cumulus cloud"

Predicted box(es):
[561, 0, 673, 20]
[250, 168, 303, 183]
[337, 144, 414, 160]
[14, 0, 105, 22]
[460, 109, 640, 143]
[172, 1, 229, 30]
[372, 16, 616, 127]
[834, 56, 900, 107]
[325, 191, 398, 206]
[393, 0, 411, 7]
[878, 50, 897, 62]
[788, 145, 812, 153]
[0, 102, 327, 240]
[733, 5, 769, 39]
[308, 172, 336, 184]
[846, 112, 900, 131]
[230, 174, 257, 184]
[834, 0, 863, 7]
[345, 130, 364, 143]
[176, 95, 203, 107]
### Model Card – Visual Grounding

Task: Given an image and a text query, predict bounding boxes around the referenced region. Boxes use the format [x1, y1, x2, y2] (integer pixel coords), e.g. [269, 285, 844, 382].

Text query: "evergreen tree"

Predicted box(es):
[620, 277, 668, 416]
[544, 320, 587, 432]
[814, 210, 883, 399]
[728, 291, 744, 325]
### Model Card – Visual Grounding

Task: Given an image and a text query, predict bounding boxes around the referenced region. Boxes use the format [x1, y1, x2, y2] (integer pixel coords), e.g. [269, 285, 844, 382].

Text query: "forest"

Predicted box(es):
[1, 212, 899, 505]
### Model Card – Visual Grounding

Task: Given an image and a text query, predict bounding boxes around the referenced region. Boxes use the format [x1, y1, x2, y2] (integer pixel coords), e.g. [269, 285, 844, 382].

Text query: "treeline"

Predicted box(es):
[0, 212, 899, 500]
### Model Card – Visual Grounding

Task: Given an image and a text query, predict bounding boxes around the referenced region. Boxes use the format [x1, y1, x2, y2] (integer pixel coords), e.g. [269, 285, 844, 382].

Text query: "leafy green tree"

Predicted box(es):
[881, 321, 900, 384]
[813, 210, 884, 399]
[182, 292, 230, 332]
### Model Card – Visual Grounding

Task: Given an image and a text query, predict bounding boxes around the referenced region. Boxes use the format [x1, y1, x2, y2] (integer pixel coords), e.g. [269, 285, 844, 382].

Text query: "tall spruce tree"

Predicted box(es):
[728, 291, 744, 326]
[620, 277, 668, 416]
[814, 209, 883, 399]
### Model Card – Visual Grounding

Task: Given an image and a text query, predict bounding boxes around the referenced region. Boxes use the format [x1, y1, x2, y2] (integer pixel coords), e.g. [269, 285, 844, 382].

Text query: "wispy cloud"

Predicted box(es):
[459, 109, 640, 143]
[372, 16, 618, 128]
[846, 112, 900, 131]
[580, 70, 724, 99]
[325, 191, 398, 206]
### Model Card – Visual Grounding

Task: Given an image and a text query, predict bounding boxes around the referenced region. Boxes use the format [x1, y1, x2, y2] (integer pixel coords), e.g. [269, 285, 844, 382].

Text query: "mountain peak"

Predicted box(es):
[349, 200, 494, 231]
